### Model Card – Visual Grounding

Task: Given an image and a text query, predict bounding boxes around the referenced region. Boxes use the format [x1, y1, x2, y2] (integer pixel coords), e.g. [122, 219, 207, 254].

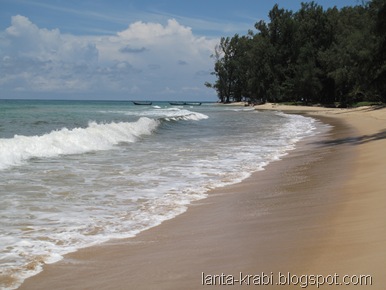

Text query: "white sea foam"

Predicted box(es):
[100, 107, 209, 121]
[0, 103, 325, 290]
[0, 117, 159, 170]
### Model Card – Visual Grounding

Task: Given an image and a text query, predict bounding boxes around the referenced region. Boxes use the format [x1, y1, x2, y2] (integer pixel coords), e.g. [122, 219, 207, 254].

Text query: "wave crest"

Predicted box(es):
[0, 117, 159, 170]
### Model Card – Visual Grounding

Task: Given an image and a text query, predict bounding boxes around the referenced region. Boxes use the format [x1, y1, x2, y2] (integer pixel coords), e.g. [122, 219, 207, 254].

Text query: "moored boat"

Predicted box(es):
[185, 102, 202, 106]
[133, 101, 152, 105]
[169, 102, 202, 106]
[169, 102, 186, 106]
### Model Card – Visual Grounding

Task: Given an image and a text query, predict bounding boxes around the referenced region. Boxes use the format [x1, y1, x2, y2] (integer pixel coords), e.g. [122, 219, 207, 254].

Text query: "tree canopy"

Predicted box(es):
[206, 0, 386, 106]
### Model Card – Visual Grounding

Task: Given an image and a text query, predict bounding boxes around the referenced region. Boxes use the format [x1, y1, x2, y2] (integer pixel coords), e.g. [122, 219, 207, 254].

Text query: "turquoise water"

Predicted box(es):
[0, 100, 323, 289]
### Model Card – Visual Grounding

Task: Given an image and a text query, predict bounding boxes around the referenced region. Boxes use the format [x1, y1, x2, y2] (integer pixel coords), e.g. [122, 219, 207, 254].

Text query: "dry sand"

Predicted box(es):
[19, 104, 386, 289]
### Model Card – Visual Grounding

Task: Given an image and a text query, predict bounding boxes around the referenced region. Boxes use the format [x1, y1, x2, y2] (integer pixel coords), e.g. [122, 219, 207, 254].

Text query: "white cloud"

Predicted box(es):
[117, 19, 191, 40]
[4, 15, 98, 64]
[0, 15, 218, 100]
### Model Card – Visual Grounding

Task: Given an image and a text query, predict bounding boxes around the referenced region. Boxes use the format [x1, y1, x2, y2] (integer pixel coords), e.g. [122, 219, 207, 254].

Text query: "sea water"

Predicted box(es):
[0, 100, 325, 289]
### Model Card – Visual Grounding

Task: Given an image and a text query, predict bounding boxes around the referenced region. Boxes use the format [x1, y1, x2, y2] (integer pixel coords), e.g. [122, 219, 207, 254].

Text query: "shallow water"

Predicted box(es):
[0, 100, 325, 289]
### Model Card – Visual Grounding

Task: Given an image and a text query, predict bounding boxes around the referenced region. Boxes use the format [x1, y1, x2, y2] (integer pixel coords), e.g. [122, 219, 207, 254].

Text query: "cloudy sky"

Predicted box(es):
[0, 0, 360, 101]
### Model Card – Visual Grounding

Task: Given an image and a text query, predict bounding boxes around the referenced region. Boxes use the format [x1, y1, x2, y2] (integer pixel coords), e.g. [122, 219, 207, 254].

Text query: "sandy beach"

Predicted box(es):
[19, 104, 386, 289]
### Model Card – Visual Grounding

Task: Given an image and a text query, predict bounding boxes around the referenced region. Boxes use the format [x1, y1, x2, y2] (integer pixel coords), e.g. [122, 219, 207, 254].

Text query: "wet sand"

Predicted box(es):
[19, 105, 386, 289]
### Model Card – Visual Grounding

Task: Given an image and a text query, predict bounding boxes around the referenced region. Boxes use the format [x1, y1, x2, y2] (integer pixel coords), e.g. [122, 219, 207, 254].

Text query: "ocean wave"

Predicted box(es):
[0, 105, 323, 290]
[0, 117, 159, 170]
[158, 108, 209, 121]
[100, 107, 209, 121]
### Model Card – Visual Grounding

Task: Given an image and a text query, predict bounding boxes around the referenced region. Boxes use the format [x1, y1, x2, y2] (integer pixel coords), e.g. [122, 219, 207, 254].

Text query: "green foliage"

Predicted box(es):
[352, 101, 384, 107]
[206, 0, 386, 105]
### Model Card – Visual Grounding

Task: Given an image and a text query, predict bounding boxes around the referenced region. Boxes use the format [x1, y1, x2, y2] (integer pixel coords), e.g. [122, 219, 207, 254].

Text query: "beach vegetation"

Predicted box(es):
[206, 0, 386, 107]
[352, 101, 384, 107]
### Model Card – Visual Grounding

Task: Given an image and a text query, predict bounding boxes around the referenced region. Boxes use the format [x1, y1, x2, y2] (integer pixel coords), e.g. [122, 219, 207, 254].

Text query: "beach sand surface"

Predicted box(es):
[19, 105, 386, 289]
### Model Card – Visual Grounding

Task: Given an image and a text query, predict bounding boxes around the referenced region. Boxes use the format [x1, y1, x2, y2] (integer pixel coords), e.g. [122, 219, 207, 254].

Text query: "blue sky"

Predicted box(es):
[0, 0, 361, 101]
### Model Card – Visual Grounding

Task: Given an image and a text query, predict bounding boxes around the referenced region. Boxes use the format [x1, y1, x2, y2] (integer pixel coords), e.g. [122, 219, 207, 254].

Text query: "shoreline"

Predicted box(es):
[18, 105, 386, 289]
[257, 104, 386, 286]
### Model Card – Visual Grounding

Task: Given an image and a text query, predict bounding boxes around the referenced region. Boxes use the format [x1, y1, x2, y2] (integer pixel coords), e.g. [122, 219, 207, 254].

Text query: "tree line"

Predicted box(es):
[205, 0, 386, 106]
